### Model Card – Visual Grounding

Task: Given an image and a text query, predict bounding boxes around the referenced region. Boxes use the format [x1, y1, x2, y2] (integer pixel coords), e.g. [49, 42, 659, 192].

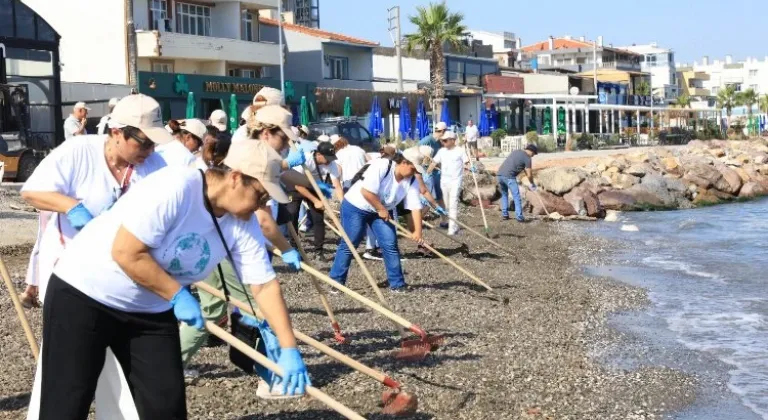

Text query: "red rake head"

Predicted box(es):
[331, 322, 349, 344]
[393, 344, 430, 361]
[401, 334, 445, 352]
[381, 389, 419, 416]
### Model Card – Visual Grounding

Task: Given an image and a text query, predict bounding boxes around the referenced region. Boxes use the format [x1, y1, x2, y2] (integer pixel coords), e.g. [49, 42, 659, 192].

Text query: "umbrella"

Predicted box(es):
[219, 99, 226, 113]
[416, 98, 429, 139]
[343, 97, 352, 118]
[478, 105, 490, 136]
[398, 98, 411, 140]
[368, 96, 383, 137]
[185, 92, 196, 119]
[528, 107, 537, 132]
[309, 101, 317, 122]
[291, 104, 300, 127]
[227, 94, 238, 134]
[440, 100, 450, 125]
[489, 104, 498, 132]
[542, 107, 552, 135]
[300, 96, 310, 126]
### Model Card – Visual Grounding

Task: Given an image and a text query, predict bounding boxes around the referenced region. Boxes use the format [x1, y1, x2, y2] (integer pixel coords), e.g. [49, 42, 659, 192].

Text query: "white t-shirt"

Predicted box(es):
[465, 125, 479, 142]
[335, 145, 367, 186]
[194, 156, 208, 170]
[96, 114, 111, 135]
[156, 140, 196, 168]
[345, 158, 422, 213]
[20, 135, 167, 301]
[433, 147, 469, 180]
[54, 167, 276, 313]
[294, 151, 340, 182]
[63, 115, 85, 139]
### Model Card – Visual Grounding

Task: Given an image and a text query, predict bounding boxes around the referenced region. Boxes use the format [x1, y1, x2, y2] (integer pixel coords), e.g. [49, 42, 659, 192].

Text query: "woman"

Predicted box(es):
[37, 140, 310, 419]
[332, 136, 369, 192]
[22, 94, 172, 420]
[194, 128, 231, 170]
[156, 118, 204, 167]
[329, 148, 425, 292]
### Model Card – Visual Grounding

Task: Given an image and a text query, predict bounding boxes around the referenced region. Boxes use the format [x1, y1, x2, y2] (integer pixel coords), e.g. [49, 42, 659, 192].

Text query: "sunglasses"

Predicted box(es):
[124, 130, 155, 150]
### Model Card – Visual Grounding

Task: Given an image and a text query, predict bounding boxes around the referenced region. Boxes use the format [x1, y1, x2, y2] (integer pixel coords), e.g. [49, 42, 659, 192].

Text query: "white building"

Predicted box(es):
[622, 43, 679, 103]
[680, 55, 768, 116]
[468, 29, 521, 68]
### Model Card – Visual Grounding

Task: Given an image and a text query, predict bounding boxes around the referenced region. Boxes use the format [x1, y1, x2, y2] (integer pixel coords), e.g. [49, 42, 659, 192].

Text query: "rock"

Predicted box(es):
[693, 189, 722, 206]
[754, 154, 768, 165]
[624, 185, 665, 208]
[598, 190, 637, 211]
[525, 189, 577, 216]
[564, 186, 604, 218]
[604, 210, 620, 222]
[582, 176, 608, 194]
[683, 162, 723, 189]
[734, 167, 752, 183]
[546, 212, 565, 221]
[713, 164, 742, 194]
[665, 177, 687, 194]
[461, 170, 500, 204]
[661, 157, 680, 173]
[638, 174, 678, 207]
[739, 182, 768, 198]
[535, 167, 586, 195]
[599, 176, 613, 186]
[563, 191, 587, 216]
[735, 154, 752, 164]
[626, 165, 647, 177]
[610, 173, 640, 189]
[709, 148, 726, 158]
[627, 152, 651, 163]
[605, 166, 620, 174]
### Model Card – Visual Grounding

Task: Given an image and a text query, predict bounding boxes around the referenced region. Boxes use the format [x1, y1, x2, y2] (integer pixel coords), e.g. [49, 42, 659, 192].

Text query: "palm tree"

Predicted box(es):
[760, 94, 768, 114]
[675, 94, 691, 128]
[635, 80, 651, 96]
[717, 84, 738, 125]
[404, 2, 467, 103]
[737, 88, 759, 135]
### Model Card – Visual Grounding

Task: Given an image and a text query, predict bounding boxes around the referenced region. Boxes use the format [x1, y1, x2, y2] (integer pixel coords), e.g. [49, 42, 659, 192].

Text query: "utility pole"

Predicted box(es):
[387, 6, 403, 92]
[278, 1, 286, 96]
[126, 0, 138, 90]
[592, 37, 598, 95]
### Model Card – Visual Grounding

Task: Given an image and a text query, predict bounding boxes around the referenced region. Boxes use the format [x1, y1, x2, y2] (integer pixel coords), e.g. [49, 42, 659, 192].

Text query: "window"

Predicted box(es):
[0, 0, 13, 37]
[328, 56, 349, 80]
[576, 57, 586, 64]
[150, 0, 168, 31]
[228, 68, 259, 78]
[241, 11, 254, 41]
[14, 1, 35, 39]
[176, 3, 211, 36]
[749, 70, 758, 77]
[711, 87, 719, 95]
[152, 61, 174, 73]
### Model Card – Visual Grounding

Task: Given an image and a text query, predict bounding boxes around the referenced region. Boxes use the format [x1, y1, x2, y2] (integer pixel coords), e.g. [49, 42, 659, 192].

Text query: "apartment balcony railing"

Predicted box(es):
[599, 61, 642, 71]
[137, 30, 280, 66]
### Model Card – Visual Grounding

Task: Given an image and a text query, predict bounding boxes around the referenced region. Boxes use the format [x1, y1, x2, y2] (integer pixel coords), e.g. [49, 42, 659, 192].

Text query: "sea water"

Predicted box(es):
[587, 198, 768, 419]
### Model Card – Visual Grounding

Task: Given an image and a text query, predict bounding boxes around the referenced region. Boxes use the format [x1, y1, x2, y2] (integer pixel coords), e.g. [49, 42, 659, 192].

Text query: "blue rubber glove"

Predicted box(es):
[469, 165, 478, 174]
[529, 184, 538, 192]
[276, 347, 311, 395]
[66, 202, 94, 231]
[316, 181, 333, 199]
[170, 287, 204, 330]
[285, 149, 306, 168]
[419, 196, 430, 207]
[435, 206, 448, 216]
[281, 248, 302, 271]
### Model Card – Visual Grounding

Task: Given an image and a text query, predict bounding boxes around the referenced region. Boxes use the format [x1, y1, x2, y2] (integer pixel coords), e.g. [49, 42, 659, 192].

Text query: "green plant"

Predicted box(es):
[481, 147, 501, 158]
[404, 2, 467, 102]
[717, 84, 738, 124]
[490, 128, 507, 147]
[576, 133, 597, 150]
[635, 80, 651, 96]
[608, 133, 621, 144]
[737, 88, 759, 135]
[760, 94, 768, 115]
[535, 135, 557, 153]
[525, 130, 538, 144]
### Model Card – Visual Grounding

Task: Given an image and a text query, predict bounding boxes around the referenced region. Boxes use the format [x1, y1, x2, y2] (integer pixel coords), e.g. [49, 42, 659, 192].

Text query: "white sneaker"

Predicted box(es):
[298, 224, 308, 233]
[448, 229, 460, 236]
[184, 368, 200, 379]
[256, 379, 303, 400]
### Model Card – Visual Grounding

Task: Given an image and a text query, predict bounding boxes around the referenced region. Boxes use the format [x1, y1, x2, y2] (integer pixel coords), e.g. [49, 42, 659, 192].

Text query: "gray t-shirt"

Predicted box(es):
[497, 150, 531, 178]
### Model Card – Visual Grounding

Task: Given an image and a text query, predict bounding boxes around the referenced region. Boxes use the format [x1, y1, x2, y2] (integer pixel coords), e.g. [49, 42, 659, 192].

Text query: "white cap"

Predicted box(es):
[223, 140, 290, 204]
[418, 145, 434, 158]
[402, 147, 425, 174]
[442, 130, 457, 140]
[180, 118, 208, 140]
[108, 98, 120, 107]
[107, 94, 173, 145]
[330, 134, 341, 144]
[209, 109, 227, 131]
[253, 87, 285, 107]
[435, 121, 447, 131]
[241, 107, 253, 121]
[317, 134, 331, 143]
[74, 101, 91, 111]
[253, 105, 297, 141]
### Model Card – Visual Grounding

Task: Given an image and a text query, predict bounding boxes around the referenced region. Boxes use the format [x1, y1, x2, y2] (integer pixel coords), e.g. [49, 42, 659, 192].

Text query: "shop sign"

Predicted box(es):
[484, 75, 524, 94]
[204, 81, 267, 94]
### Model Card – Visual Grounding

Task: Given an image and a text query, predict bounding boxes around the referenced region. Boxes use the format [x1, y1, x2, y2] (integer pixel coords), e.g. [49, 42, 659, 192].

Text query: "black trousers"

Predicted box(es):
[280, 198, 326, 251]
[41, 274, 186, 420]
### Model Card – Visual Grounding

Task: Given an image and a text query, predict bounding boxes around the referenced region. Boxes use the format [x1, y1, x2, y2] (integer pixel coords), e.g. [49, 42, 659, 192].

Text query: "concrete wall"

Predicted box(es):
[24, 0, 127, 84]
[281, 29, 323, 82]
[321, 44, 372, 81]
[522, 74, 568, 94]
[211, 2, 241, 39]
[372, 54, 429, 89]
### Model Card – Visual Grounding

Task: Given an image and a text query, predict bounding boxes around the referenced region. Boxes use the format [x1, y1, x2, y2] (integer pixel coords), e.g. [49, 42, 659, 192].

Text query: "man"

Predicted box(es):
[232, 87, 284, 142]
[497, 144, 538, 222]
[419, 121, 447, 224]
[64, 102, 90, 139]
[96, 98, 120, 135]
[464, 119, 479, 160]
[209, 109, 228, 132]
[427, 131, 471, 235]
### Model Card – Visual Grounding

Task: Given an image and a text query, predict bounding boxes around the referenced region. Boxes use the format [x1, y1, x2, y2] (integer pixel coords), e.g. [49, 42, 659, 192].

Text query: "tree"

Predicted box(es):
[635, 80, 651, 96]
[674, 94, 691, 128]
[737, 88, 759, 135]
[404, 2, 467, 104]
[717, 84, 738, 124]
[760, 94, 768, 115]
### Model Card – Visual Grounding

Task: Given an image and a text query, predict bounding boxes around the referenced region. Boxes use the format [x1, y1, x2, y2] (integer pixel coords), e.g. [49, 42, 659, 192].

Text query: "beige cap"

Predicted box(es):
[180, 118, 207, 139]
[299, 125, 309, 136]
[253, 105, 297, 141]
[108, 94, 173, 145]
[442, 130, 457, 140]
[209, 109, 227, 131]
[253, 87, 285, 107]
[108, 98, 120, 107]
[417, 145, 434, 158]
[74, 101, 91, 111]
[317, 134, 330, 143]
[435, 121, 447, 131]
[402, 147, 425, 174]
[330, 134, 341, 144]
[241, 107, 253, 121]
[223, 140, 289, 204]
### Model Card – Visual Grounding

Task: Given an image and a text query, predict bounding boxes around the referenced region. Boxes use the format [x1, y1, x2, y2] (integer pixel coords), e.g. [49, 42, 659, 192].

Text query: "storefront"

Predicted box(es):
[137, 71, 317, 122]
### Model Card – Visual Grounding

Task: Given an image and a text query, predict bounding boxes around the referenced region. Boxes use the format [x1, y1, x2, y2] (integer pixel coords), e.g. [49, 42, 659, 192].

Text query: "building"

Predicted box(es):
[622, 43, 679, 103]
[260, 0, 319, 28]
[468, 30, 521, 68]
[678, 55, 768, 115]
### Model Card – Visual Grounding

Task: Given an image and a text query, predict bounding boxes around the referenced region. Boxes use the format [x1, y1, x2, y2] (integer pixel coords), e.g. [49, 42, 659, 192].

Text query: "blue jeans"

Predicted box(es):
[498, 174, 524, 221]
[430, 171, 443, 201]
[329, 200, 406, 289]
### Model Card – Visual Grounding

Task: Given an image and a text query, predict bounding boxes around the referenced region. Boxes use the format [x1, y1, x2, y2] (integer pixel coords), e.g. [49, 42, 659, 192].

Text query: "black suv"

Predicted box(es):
[307, 120, 380, 152]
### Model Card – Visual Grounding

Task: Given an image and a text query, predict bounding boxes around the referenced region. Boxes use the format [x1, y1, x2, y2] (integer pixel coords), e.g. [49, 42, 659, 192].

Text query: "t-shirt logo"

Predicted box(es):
[163, 233, 211, 278]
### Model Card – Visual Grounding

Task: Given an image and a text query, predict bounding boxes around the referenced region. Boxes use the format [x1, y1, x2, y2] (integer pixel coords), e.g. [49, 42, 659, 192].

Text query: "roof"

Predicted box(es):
[620, 44, 672, 55]
[522, 37, 640, 56]
[259, 17, 378, 47]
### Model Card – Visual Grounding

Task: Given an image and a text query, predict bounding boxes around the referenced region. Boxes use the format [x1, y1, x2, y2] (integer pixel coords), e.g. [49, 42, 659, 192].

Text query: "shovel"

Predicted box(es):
[196, 282, 418, 416]
[0, 257, 39, 361]
[205, 322, 366, 420]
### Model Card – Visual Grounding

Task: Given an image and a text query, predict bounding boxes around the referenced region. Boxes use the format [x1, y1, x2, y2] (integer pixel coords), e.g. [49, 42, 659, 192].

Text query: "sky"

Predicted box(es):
[319, 0, 767, 64]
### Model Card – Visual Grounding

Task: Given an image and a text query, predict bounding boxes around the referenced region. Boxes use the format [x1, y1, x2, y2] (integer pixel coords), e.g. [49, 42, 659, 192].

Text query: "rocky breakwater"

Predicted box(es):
[462, 139, 768, 219]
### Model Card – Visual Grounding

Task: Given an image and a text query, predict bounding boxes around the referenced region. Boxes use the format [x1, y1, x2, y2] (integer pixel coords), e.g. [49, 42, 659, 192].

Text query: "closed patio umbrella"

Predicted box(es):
[398, 97, 411, 140]
[416, 98, 429, 139]
[478, 105, 489, 136]
[440, 100, 450, 125]
[228, 94, 238, 134]
[343, 97, 352, 118]
[368, 96, 383, 137]
[185, 92, 196, 119]
[489, 104, 498, 132]
[300, 96, 310, 126]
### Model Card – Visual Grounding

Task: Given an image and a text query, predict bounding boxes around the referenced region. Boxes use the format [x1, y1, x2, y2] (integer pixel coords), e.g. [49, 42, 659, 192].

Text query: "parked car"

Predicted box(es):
[307, 119, 380, 152]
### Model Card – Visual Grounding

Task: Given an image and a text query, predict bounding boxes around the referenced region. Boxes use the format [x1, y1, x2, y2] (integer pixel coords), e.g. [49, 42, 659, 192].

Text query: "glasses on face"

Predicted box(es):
[124, 130, 155, 151]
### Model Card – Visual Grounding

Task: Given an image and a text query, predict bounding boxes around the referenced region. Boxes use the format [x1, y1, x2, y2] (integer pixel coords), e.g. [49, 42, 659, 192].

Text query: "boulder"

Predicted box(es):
[683, 162, 723, 189]
[639, 174, 678, 207]
[610, 172, 640, 189]
[461, 170, 501, 204]
[626, 164, 648, 177]
[739, 182, 768, 199]
[627, 152, 651, 163]
[604, 210, 620, 222]
[713, 164, 742, 194]
[624, 185, 666, 208]
[605, 166, 620, 175]
[525, 190, 577, 216]
[661, 157, 681, 174]
[692, 189, 722, 206]
[564, 186, 605, 218]
[754, 154, 768, 165]
[734, 167, 752, 183]
[582, 176, 608, 194]
[598, 190, 637, 211]
[709, 148, 726, 158]
[535, 167, 586, 195]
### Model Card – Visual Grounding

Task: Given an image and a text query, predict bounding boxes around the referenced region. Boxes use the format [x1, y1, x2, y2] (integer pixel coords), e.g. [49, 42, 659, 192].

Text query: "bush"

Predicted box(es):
[576, 133, 597, 150]
[536, 135, 557, 153]
[481, 147, 501, 158]
[525, 131, 538, 144]
[490, 129, 507, 147]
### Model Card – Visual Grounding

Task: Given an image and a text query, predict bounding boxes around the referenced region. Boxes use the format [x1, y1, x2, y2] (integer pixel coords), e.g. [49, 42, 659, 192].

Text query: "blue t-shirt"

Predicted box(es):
[419, 134, 441, 158]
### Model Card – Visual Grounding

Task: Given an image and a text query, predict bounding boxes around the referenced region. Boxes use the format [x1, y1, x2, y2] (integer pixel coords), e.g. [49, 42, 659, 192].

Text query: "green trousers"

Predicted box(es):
[179, 260, 259, 367]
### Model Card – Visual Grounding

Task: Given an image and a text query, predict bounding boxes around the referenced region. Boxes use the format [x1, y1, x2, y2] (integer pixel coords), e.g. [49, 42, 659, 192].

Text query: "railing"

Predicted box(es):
[599, 61, 641, 71]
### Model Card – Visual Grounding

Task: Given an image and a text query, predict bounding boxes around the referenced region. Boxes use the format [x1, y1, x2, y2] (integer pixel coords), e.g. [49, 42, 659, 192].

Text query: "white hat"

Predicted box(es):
[418, 145, 434, 158]
[402, 147, 425, 175]
[108, 98, 120, 107]
[180, 118, 208, 140]
[435, 121, 447, 131]
[253, 105, 297, 141]
[209, 109, 227, 131]
[317, 134, 330, 143]
[223, 140, 290, 204]
[291, 126, 300, 136]
[253, 87, 285, 107]
[107, 94, 173, 145]
[330, 134, 341, 144]
[299, 125, 309, 136]
[74, 101, 91, 111]
[442, 130, 457, 140]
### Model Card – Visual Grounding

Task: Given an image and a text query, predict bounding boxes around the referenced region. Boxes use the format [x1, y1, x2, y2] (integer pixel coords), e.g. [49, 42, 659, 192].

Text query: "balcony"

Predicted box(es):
[137, 31, 280, 66]
[217, 0, 279, 7]
[688, 87, 710, 97]
[599, 61, 642, 72]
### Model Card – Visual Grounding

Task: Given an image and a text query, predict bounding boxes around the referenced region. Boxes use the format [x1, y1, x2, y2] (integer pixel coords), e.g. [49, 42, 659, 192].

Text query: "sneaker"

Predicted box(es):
[502, 215, 510, 221]
[389, 285, 410, 294]
[448, 229, 460, 236]
[439, 222, 449, 229]
[256, 379, 303, 400]
[363, 248, 383, 261]
[184, 368, 200, 379]
[19, 291, 40, 309]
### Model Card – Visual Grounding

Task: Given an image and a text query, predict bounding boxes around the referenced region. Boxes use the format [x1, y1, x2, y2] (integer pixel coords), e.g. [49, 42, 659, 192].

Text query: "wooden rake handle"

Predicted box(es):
[428, 206, 510, 255]
[0, 257, 39, 361]
[195, 282, 400, 389]
[205, 322, 366, 420]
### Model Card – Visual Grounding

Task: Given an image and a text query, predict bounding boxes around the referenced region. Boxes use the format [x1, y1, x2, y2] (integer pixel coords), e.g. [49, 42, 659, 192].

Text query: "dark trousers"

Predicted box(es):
[281, 198, 326, 251]
[41, 274, 186, 420]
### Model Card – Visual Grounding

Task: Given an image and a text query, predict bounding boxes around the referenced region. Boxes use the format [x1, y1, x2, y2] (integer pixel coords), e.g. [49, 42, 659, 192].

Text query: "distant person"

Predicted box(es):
[496, 144, 538, 222]
[464, 119, 479, 160]
[156, 119, 206, 167]
[332, 136, 369, 191]
[427, 131, 472, 235]
[419, 121, 448, 224]
[97, 98, 120, 135]
[209, 109, 228, 132]
[64, 102, 90, 139]
[232, 87, 285, 142]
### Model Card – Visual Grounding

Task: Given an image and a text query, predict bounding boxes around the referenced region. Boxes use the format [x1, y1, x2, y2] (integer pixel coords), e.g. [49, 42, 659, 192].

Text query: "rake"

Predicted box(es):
[196, 282, 418, 415]
[428, 205, 512, 256]
[464, 136, 492, 238]
[0, 257, 39, 361]
[421, 219, 472, 258]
